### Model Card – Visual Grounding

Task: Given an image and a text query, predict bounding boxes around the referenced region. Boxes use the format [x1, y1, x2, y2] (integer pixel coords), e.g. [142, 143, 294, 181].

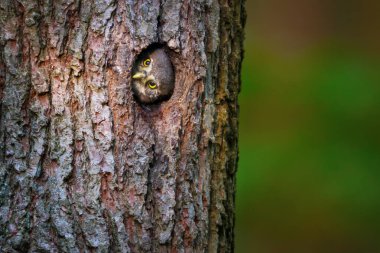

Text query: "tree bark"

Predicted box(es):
[0, 0, 245, 252]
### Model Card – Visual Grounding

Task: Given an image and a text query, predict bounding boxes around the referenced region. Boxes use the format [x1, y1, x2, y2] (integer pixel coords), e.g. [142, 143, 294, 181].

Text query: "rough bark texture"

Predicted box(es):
[0, 0, 245, 252]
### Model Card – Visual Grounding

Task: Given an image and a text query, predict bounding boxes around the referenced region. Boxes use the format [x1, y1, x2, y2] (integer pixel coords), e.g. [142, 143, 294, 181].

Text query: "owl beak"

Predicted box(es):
[132, 72, 145, 79]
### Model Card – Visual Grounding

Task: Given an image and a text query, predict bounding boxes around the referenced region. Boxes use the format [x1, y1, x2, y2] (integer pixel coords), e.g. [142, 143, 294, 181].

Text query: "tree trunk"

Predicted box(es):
[0, 0, 245, 252]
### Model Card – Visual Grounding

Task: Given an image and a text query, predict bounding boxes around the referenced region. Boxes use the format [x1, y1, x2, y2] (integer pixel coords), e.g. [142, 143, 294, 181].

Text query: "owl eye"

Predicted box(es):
[143, 58, 151, 67]
[147, 80, 157, 89]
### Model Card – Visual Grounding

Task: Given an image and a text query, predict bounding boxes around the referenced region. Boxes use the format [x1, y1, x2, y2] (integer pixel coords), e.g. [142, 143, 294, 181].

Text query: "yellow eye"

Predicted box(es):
[143, 58, 151, 67]
[147, 81, 157, 89]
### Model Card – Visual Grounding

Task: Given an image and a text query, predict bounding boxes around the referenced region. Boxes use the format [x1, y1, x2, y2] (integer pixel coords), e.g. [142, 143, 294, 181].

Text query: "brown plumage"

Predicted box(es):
[132, 48, 175, 104]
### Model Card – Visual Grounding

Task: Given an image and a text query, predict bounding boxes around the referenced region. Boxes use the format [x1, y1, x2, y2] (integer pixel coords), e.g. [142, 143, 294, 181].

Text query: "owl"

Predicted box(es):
[132, 48, 175, 104]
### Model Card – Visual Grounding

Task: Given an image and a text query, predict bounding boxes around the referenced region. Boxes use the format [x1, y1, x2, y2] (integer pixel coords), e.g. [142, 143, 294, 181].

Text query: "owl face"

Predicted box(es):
[132, 48, 175, 104]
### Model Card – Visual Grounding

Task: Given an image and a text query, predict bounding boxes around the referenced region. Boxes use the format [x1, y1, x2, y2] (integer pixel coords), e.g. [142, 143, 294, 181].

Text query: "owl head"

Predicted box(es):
[132, 48, 175, 104]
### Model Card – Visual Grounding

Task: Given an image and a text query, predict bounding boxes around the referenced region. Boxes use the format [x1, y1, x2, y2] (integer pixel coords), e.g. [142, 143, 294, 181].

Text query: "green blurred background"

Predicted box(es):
[236, 1, 380, 252]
